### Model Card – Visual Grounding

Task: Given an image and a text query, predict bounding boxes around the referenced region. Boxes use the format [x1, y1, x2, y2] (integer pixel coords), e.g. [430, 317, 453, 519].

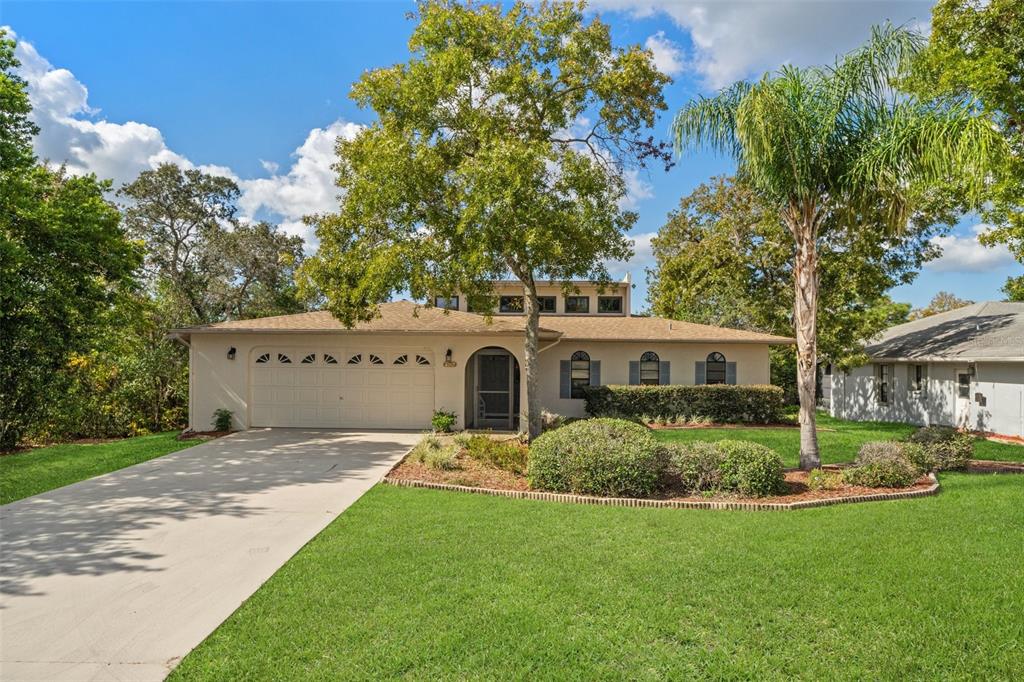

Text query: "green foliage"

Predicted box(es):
[1, 164, 141, 449]
[909, 291, 974, 320]
[843, 440, 922, 487]
[527, 418, 665, 497]
[646, 176, 927, 368]
[904, 0, 1023, 296]
[716, 440, 786, 497]
[120, 164, 307, 325]
[664, 441, 723, 494]
[843, 460, 919, 488]
[583, 384, 785, 424]
[906, 426, 973, 471]
[806, 468, 843, 491]
[212, 409, 233, 432]
[298, 0, 671, 438]
[0, 29, 38, 173]
[461, 435, 527, 475]
[430, 410, 457, 433]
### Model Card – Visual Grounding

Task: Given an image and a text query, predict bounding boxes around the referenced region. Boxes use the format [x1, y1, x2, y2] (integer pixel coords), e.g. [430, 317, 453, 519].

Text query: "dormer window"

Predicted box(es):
[499, 295, 525, 313]
[434, 295, 459, 310]
[598, 296, 623, 314]
[565, 296, 589, 313]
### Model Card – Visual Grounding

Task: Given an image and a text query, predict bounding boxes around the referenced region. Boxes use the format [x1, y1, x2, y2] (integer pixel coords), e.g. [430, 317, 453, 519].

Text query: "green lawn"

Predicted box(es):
[0, 432, 201, 504]
[172, 475, 1024, 680]
[652, 413, 1024, 466]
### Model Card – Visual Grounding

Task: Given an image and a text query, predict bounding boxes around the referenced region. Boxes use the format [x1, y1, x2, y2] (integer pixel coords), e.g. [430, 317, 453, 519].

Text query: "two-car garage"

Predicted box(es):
[249, 347, 435, 429]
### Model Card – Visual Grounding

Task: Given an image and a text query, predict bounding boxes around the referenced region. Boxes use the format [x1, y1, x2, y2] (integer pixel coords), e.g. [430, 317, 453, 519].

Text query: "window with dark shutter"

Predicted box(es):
[706, 352, 726, 384]
[570, 351, 590, 398]
[639, 351, 660, 385]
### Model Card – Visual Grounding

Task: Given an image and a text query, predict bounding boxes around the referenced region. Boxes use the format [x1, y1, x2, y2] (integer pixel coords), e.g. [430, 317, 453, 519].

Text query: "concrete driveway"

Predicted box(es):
[0, 428, 419, 681]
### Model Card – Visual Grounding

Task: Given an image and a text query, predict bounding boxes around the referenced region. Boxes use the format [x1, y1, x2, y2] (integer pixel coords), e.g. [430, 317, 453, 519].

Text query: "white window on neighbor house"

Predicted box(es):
[875, 363, 893, 404]
[908, 364, 927, 396]
[434, 295, 459, 310]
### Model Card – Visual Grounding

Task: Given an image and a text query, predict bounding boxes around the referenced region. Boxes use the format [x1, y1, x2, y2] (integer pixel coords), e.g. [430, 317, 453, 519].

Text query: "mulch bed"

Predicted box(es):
[387, 451, 935, 505]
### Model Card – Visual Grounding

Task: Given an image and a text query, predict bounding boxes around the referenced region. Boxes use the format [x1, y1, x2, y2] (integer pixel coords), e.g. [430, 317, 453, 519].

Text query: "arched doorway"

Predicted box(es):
[465, 347, 521, 430]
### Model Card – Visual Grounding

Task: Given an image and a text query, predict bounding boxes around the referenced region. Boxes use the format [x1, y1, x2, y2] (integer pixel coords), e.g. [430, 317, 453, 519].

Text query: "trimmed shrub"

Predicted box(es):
[431, 410, 457, 433]
[212, 408, 233, 432]
[716, 440, 786, 497]
[527, 418, 665, 497]
[843, 460, 918, 488]
[906, 426, 972, 471]
[664, 441, 723, 494]
[807, 468, 843, 491]
[582, 384, 784, 424]
[901, 442, 938, 474]
[462, 435, 528, 475]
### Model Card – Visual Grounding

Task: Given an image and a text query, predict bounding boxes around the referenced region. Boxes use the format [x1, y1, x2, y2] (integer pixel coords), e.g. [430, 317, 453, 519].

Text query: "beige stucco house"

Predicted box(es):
[171, 279, 793, 432]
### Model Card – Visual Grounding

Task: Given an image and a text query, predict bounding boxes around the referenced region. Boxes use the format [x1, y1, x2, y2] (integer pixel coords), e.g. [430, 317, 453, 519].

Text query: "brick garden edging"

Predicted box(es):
[382, 473, 940, 511]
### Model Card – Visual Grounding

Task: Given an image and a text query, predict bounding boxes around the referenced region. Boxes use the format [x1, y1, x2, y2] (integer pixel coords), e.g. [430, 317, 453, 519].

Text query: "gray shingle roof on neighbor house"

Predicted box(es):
[865, 302, 1024, 362]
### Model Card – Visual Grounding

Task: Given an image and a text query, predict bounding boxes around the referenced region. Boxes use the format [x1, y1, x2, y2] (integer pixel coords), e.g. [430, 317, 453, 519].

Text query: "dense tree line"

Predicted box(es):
[0, 31, 306, 448]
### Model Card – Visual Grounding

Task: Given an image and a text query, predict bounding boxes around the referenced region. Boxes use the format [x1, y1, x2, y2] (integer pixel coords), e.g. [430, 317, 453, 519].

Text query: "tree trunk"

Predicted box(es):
[790, 205, 821, 470]
[522, 280, 542, 440]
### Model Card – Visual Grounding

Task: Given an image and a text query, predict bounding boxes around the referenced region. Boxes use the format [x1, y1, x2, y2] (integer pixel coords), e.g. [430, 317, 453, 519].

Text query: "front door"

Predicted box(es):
[955, 368, 972, 428]
[475, 351, 515, 430]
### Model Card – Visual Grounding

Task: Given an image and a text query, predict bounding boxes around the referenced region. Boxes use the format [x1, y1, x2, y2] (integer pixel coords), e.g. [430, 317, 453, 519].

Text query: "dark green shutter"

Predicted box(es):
[726, 362, 737, 385]
[659, 361, 670, 385]
[559, 360, 571, 399]
[695, 361, 706, 385]
[590, 361, 601, 386]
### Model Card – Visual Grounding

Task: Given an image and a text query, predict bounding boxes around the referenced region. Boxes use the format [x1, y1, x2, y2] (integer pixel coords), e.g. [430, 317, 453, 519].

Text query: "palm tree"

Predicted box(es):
[673, 24, 1003, 469]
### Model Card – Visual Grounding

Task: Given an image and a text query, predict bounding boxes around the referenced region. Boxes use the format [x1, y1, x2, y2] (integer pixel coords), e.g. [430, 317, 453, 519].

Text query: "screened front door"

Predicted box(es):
[475, 350, 517, 430]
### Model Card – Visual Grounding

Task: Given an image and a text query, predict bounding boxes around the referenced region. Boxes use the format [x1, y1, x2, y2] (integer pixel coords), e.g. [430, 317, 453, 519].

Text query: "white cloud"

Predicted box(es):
[238, 120, 362, 237]
[644, 31, 684, 76]
[621, 168, 654, 209]
[593, 1, 931, 88]
[607, 230, 657, 278]
[9, 28, 358, 250]
[925, 224, 1017, 273]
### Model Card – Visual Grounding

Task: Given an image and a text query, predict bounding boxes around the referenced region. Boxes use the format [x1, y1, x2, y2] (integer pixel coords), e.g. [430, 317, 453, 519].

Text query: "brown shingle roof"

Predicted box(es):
[174, 301, 794, 344]
[538, 315, 794, 344]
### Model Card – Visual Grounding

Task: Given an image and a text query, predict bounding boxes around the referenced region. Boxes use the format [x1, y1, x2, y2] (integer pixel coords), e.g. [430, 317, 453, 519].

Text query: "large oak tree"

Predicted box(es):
[302, 0, 670, 438]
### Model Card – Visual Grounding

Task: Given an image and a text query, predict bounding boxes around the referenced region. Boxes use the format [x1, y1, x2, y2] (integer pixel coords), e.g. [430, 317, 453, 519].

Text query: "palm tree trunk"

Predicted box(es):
[523, 281, 542, 440]
[789, 206, 821, 470]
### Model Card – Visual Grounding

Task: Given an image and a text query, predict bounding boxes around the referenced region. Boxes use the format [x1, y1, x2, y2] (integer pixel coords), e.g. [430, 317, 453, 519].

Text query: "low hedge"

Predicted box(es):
[905, 426, 972, 471]
[582, 384, 784, 424]
[527, 418, 665, 497]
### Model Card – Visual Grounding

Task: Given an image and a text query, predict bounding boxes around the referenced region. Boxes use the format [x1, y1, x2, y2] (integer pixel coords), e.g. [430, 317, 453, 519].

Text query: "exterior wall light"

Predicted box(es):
[444, 348, 456, 367]
[227, 347, 237, 360]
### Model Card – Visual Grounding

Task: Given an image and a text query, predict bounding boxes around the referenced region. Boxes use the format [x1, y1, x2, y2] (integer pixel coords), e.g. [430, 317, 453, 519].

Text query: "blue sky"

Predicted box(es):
[4, 0, 1019, 311]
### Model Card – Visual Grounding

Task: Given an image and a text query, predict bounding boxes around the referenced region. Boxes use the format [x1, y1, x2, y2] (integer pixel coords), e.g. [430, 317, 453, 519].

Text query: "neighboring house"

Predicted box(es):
[830, 302, 1024, 438]
[171, 278, 793, 432]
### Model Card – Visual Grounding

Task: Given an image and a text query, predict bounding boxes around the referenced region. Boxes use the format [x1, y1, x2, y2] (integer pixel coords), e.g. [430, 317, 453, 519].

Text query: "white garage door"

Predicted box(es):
[250, 348, 435, 429]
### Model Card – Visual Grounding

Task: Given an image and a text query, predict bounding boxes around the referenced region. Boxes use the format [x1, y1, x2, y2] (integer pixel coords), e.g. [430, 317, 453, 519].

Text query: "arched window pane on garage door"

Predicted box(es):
[706, 352, 726, 384]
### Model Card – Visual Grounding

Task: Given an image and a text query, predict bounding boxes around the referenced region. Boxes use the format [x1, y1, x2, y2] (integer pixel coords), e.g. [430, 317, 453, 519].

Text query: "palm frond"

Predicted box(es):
[671, 81, 751, 158]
